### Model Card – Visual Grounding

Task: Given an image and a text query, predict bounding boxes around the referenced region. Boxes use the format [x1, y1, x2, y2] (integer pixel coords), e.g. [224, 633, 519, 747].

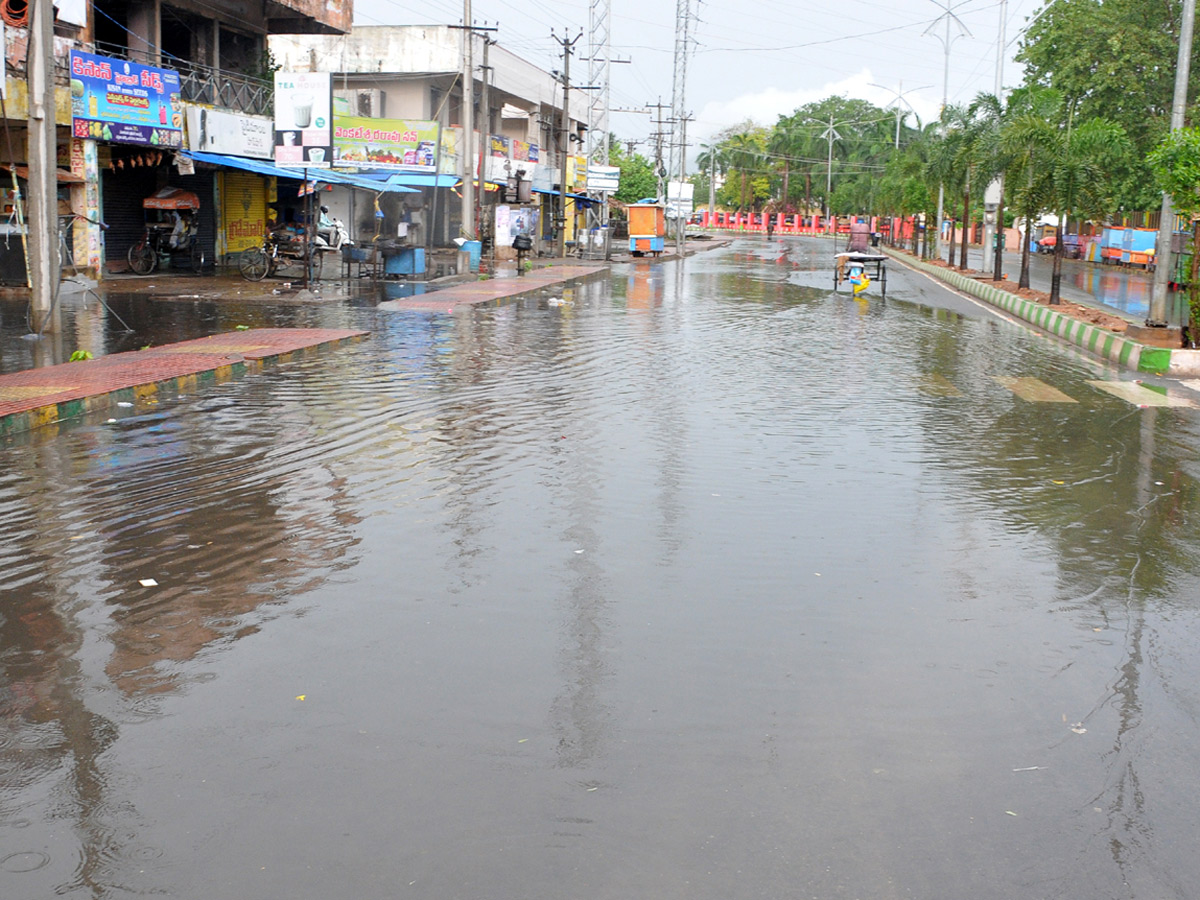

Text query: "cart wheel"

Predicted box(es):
[239, 246, 270, 282]
[189, 242, 206, 272]
[128, 240, 156, 276]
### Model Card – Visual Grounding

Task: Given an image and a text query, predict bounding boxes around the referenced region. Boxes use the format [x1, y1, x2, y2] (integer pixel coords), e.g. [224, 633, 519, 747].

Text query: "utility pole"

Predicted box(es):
[461, 0, 475, 241]
[821, 113, 839, 221]
[553, 29, 582, 259]
[869, 80, 927, 149]
[983, 0, 1007, 277]
[924, 0, 970, 261]
[1148, 0, 1196, 327]
[647, 98, 670, 201]
[476, 33, 492, 258]
[28, 0, 58, 334]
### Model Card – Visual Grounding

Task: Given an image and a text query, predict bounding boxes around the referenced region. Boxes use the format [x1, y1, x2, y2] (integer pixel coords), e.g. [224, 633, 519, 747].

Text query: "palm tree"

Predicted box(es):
[1043, 112, 1130, 302]
[1002, 88, 1129, 302]
[967, 92, 1010, 281]
[725, 131, 764, 214]
[1001, 87, 1064, 290]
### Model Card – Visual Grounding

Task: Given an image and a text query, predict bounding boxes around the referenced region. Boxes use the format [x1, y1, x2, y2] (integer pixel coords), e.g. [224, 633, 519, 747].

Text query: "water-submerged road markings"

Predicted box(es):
[992, 376, 1079, 403]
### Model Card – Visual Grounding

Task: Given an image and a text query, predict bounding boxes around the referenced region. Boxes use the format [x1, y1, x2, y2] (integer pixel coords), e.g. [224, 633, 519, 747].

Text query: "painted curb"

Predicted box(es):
[0, 333, 366, 438]
[881, 247, 1199, 375]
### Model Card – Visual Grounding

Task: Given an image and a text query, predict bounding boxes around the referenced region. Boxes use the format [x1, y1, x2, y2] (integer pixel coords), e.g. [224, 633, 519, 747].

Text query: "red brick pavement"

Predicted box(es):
[378, 264, 607, 312]
[0, 328, 366, 435]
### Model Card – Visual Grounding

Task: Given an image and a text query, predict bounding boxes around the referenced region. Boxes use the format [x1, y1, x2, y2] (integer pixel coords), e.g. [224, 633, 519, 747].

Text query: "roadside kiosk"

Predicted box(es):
[629, 202, 665, 257]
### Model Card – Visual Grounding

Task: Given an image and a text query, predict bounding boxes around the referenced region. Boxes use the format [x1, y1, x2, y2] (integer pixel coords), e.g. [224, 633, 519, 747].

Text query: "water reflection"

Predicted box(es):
[3, 239, 1200, 899]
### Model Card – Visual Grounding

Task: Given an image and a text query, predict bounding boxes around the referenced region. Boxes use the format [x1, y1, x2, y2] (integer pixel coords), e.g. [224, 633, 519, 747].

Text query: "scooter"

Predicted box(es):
[314, 206, 351, 254]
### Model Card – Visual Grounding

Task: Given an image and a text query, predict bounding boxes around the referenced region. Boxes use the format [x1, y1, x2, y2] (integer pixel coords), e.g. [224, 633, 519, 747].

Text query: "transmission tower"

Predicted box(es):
[668, 0, 693, 250]
[584, 0, 612, 259]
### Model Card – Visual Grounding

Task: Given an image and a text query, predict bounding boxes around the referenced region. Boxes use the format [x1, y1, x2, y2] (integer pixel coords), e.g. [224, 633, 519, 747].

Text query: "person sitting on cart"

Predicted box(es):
[168, 210, 191, 249]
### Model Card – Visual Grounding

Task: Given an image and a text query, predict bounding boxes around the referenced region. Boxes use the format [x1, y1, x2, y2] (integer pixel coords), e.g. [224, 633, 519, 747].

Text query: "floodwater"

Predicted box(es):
[950, 244, 1190, 325]
[4, 237, 1200, 900]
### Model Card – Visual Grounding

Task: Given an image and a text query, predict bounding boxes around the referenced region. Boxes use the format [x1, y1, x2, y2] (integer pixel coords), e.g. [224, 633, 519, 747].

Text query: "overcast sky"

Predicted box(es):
[352, 0, 1048, 155]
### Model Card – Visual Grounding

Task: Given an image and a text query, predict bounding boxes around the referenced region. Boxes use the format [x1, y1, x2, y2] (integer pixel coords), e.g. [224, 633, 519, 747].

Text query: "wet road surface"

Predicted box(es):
[3, 236, 1200, 899]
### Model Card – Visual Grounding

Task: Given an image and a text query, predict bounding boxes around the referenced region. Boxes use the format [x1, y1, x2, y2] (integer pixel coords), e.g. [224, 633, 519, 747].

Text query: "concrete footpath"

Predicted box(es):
[883, 246, 1200, 377]
[0, 328, 366, 437]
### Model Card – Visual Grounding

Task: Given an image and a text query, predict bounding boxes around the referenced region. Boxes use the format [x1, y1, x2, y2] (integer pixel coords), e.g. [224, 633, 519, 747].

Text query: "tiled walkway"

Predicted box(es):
[0, 328, 366, 436]
[377, 265, 607, 311]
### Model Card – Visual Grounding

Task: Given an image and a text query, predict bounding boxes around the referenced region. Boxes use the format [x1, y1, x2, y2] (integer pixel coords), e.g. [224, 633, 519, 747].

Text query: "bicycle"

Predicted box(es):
[238, 228, 323, 282]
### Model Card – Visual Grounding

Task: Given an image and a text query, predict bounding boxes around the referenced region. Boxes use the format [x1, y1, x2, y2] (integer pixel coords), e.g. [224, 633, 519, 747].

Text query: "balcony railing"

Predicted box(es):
[93, 41, 273, 117]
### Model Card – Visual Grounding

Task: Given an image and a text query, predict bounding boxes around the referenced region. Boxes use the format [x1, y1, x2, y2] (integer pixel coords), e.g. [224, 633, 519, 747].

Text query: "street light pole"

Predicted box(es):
[1148, 0, 1196, 326]
[924, 1, 971, 261]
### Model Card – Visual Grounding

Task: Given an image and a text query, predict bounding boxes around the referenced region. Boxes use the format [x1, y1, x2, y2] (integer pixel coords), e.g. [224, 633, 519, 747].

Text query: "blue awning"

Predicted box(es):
[382, 173, 460, 188]
[533, 187, 595, 203]
[181, 151, 418, 193]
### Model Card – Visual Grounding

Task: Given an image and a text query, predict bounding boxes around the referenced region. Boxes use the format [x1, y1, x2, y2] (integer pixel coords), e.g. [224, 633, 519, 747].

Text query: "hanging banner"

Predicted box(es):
[274, 71, 332, 167]
[331, 115, 439, 171]
[69, 50, 182, 148]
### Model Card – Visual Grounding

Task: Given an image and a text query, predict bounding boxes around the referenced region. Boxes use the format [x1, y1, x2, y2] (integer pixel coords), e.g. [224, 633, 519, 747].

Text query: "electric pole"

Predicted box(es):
[28, 0, 58, 334]
[1148, 0, 1196, 327]
[553, 29, 582, 259]
[924, 0, 971, 260]
[461, 0, 475, 241]
[476, 33, 492, 258]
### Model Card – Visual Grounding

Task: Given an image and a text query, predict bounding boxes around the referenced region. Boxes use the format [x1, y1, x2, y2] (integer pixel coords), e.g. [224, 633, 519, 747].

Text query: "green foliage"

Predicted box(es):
[1148, 127, 1200, 219]
[1016, 0, 1185, 209]
[609, 142, 658, 204]
[69, 349, 93, 362]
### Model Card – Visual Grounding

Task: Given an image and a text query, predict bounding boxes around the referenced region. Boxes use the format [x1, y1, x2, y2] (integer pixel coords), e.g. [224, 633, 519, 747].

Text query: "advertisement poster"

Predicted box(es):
[494, 204, 539, 248]
[274, 71, 332, 167]
[331, 115, 439, 171]
[187, 107, 273, 159]
[69, 50, 182, 148]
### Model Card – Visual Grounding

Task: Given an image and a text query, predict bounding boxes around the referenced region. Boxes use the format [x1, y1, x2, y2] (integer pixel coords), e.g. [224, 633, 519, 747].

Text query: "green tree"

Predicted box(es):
[1016, 0, 1189, 210]
[1148, 127, 1200, 339]
[610, 141, 657, 204]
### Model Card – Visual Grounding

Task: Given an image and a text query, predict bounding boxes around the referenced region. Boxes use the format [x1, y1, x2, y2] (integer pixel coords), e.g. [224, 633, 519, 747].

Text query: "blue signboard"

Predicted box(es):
[69, 50, 183, 148]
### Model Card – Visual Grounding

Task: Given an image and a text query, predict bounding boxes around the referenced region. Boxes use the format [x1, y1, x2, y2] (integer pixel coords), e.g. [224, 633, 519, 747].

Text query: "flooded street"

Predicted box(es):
[4, 236, 1200, 899]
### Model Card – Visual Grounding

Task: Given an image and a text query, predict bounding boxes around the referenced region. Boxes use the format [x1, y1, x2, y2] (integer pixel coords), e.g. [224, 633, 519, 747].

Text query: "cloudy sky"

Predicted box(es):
[352, 0, 1049, 155]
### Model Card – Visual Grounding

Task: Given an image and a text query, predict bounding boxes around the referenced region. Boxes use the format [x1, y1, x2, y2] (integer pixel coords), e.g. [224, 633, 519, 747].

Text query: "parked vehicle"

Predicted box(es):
[127, 187, 204, 275]
[238, 211, 350, 282]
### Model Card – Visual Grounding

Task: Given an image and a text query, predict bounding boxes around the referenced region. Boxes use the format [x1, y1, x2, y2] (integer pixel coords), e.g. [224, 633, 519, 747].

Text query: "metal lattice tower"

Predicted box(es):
[668, 0, 693, 246]
[584, 0, 612, 258]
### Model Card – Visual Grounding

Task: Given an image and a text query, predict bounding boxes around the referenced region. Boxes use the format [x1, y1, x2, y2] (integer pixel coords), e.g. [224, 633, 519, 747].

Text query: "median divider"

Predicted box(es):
[882, 247, 1200, 376]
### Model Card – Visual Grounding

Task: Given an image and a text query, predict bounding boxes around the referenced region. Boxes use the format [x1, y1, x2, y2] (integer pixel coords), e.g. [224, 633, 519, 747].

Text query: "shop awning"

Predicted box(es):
[1, 165, 85, 184]
[181, 151, 418, 193]
[380, 173, 460, 188]
[533, 187, 596, 204]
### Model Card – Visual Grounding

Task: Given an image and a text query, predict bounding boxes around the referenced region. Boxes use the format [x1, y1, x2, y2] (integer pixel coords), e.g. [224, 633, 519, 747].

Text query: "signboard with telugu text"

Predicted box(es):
[69, 50, 182, 148]
[186, 106, 273, 159]
[332, 115, 439, 172]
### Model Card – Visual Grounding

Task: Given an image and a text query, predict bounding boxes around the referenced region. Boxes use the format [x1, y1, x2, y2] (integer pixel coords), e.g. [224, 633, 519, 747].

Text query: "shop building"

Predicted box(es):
[268, 26, 588, 260]
[1, 0, 351, 282]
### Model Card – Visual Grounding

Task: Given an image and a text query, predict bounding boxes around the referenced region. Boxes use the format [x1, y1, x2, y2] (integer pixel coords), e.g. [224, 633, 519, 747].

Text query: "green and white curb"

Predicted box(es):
[884, 248, 1200, 376]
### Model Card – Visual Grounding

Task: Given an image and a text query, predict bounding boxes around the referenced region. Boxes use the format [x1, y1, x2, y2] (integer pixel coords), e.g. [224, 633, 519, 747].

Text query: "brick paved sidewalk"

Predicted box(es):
[0, 328, 366, 437]
[377, 264, 608, 311]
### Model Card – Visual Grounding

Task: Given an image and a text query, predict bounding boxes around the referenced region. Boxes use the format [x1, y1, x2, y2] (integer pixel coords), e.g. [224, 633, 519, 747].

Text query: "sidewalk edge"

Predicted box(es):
[882, 247, 1200, 376]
